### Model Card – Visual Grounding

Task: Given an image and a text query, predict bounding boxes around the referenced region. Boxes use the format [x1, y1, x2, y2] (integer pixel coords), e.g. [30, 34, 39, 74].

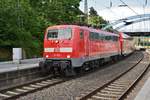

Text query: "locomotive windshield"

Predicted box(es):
[47, 28, 72, 40]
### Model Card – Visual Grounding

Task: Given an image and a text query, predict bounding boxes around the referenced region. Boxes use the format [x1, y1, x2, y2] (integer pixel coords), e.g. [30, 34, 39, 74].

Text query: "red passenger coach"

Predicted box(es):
[119, 32, 135, 55]
[40, 25, 131, 76]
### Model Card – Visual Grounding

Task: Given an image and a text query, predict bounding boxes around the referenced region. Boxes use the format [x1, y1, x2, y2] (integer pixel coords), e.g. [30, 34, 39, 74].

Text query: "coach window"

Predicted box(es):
[80, 30, 84, 39]
[95, 33, 99, 40]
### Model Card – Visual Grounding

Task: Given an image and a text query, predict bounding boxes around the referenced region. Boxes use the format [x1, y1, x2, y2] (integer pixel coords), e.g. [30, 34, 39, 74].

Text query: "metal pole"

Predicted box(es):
[84, 0, 88, 24]
[17, 0, 20, 28]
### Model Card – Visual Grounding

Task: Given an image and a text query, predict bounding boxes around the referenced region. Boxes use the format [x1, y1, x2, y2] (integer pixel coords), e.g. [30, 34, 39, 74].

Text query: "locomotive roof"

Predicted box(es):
[47, 25, 118, 36]
[120, 32, 131, 39]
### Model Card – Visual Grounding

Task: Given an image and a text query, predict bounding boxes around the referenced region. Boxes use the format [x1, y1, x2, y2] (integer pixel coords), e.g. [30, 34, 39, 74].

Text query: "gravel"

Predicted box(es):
[17, 51, 144, 100]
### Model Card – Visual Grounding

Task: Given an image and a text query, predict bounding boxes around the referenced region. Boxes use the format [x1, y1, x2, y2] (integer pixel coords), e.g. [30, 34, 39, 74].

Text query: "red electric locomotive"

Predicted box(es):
[40, 25, 133, 76]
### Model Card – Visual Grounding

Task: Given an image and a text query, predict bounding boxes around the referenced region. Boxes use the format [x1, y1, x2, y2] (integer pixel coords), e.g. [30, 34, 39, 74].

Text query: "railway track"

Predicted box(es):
[0, 52, 147, 100]
[0, 75, 67, 100]
[0, 57, 121, 100]
[79, 53, 150, 100]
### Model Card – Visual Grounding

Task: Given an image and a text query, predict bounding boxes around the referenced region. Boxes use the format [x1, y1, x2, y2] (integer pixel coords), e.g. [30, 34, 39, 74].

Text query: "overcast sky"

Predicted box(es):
[79, 0, 150, 32]
[80, 0, 150, 11]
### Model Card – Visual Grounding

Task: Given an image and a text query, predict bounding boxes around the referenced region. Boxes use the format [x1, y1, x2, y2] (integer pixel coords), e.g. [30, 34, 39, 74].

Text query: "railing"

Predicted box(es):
[0, 58, 43, 65]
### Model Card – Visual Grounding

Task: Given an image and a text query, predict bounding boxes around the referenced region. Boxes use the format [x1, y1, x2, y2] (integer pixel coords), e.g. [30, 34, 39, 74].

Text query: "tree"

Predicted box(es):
[29, 0, 82, 24]
[0, 0, 82, 59]
[0, 0, 47, 58]
[89, 7, 98, 16]
[88, 7, 107, 28]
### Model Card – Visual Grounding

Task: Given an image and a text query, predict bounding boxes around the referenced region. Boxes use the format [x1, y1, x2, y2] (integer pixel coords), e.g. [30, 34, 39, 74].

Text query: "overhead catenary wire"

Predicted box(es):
[97, 0, 122, 21]
[119, 0, 139, 15]
[119, 0, 141, 32]
[84, 0, 121, 22]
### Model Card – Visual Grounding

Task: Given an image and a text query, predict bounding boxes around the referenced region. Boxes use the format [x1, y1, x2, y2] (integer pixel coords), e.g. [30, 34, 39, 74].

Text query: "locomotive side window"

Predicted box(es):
[89, 32, 94, 40]
[95, 33, 99, 40]
[80, 31, 84, 39]
[99, 34, 103, 40]
[89, 32, 99, 41]
[103, 35, 118, 41]
[105, 36, 111, 40]
[99, 34, 105, 40]
[47, 28, 72, 40]
[111, 36, 118, 41]
[89, 32, 119, 41]
[113, 36, 118, 41]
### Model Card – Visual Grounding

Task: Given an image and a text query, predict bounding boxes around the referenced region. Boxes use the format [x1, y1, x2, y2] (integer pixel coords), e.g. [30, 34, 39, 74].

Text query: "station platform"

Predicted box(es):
[135, 72, 150, 100]
[0, 58, 43, 73]
[134, 50, 150, 100]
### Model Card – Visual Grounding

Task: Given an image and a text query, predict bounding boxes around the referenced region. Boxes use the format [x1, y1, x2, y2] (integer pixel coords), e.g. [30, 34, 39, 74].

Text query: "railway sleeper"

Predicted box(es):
[16, 88, 28, 92]
[113, 81, 131, 85]
[107, 85, 125, 89]
[30, 84, 42, 88]
[96, 92, 119, 98]
[6, 91, 19, 95]
[104, 87, 125, 92]
[41, 81, 50, 84]
[101, 90, 122, 95]
[110, 83, 128, 87]
[36, 83, 47, 86]
[23, 86, 35, 90]
[92, 95, 113, 100]
[0, 93, 11, 98]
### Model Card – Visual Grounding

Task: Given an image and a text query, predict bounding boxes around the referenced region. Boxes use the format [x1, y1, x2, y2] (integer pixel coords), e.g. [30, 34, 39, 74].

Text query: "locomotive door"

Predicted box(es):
[84, 30, 89, 57]
[79, 30, 85, 55]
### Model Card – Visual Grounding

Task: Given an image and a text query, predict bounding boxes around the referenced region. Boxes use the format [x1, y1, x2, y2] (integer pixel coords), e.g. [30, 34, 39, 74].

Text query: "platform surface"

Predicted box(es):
[135, 50, 150, 100]
[135, 75, 150, 100]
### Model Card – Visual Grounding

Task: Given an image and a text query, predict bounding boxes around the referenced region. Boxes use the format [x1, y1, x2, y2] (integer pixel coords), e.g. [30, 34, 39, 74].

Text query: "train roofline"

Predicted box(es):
[46, 25, 119, 36]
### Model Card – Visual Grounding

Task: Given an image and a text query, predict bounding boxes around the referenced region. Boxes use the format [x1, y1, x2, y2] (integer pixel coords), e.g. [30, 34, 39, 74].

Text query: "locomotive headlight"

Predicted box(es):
[46, 55, 49, 58]
[55, 40, 59, 43]
[67, 55, 70, 58]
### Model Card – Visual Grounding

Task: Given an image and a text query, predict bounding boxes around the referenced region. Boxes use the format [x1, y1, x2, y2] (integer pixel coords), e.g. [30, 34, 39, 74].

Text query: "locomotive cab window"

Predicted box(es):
[47, 28, 72, 40]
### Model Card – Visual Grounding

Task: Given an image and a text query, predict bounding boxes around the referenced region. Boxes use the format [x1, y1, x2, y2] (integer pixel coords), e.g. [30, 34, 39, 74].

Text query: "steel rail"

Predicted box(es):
[118, 59, 150, 99]
[0, 75, 67, 100]
[0, 52, 141, 100]
[79, 53, 146, 100]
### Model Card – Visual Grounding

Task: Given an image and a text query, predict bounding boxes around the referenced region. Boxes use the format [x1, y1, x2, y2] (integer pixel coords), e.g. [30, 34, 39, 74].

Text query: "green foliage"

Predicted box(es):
[89, 7, 98, 16]
[0, 0, 46, 57]
[88, 7, 107, 28]
[29, 0, 82, 24]
[0, 0, 82, 58]
[0, 0, 108, 59]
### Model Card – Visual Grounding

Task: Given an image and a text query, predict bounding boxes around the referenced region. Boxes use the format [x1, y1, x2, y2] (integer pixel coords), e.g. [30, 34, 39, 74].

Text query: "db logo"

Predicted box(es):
[54, 48, 60, 52]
